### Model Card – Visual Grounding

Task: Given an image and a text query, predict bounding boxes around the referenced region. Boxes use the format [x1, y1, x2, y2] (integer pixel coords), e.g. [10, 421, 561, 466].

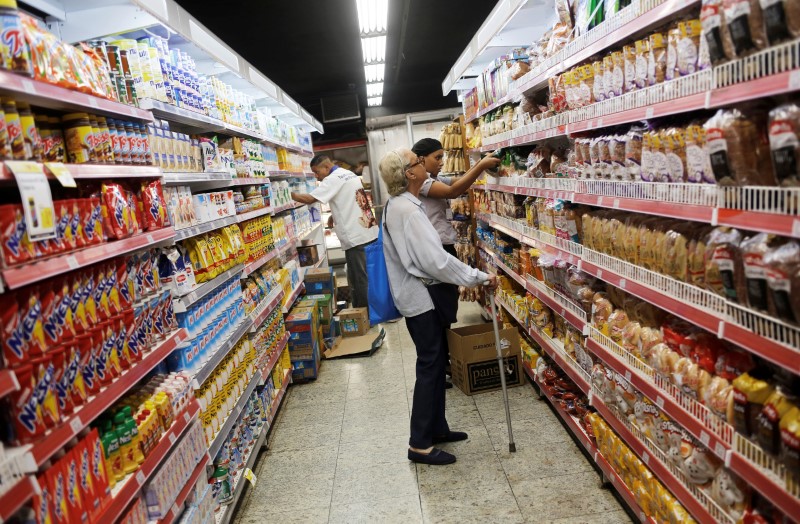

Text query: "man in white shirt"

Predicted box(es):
[292, 155, 378, 308]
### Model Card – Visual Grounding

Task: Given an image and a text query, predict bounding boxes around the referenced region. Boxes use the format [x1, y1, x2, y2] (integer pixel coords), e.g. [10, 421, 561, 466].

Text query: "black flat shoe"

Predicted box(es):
[408, 447, 456, 465]
[433, 431, 468, 443]
[445, 379, 454, 389]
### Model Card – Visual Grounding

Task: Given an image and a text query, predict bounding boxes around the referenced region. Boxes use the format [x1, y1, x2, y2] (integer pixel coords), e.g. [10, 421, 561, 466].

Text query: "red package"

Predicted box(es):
[85, 429, 111, 513]
[100, 183, 130, 240]
[92, 325, 112, 386]
[715, 347, 755, 381]
[141, 180, 169, 230]
[82, 271, 98, 326]
[66, 341, 89, 406]
[104, 263, 121, 316]
[75, 333, 97, 396]
[68, 199, 86, 249]
[163, 292, 176, 331]
[83, 197, 104, 246]
[107, 319, 122, 379]
[32, 471, 53, 524]
[9, 364, 47, 443]
[75, 436, 99, 520]
[31, 355, 59, 429]
[41, 281, 65, 348]
[126, 190, 141, 236]
[123, 308, 140, 364]
[2, 290, 46, 368]
[69, 274, 89, 336]
[116, 258, 133, 310]
[0, 203, 35, 266]
[48, 460, 70, 524]
[51, 345, 74, 416]
[112, 313, 129, 371]
[92, 266, 111, 322]
[55, 278, 76, 343]
[52, 199, 71, 254]
[63, 447, 88, 524]
[661, 320, 694, 354]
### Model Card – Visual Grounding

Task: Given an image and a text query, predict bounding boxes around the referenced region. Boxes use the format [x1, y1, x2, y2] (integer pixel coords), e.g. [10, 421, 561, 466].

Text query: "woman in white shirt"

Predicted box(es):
[379, 148, 497, 466]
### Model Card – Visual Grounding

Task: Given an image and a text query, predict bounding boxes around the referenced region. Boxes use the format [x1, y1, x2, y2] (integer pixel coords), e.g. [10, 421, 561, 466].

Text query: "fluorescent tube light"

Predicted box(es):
[364, 63, 385, 83]
[361, 35, 386, 64]
[366, 83, 383, 97]
[367, 96, 382, 107]
[356, 0, 388, 35]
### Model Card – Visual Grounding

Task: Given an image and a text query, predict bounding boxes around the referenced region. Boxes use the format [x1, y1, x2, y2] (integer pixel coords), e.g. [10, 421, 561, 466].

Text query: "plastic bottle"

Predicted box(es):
[114, 411, 135, 474]
[128, 418, 145, 465]
[100, 430, 119, 489]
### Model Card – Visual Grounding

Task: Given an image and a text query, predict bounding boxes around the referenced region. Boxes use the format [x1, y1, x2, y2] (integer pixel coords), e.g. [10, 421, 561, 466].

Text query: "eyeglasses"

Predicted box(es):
[405, 156, 424, 171]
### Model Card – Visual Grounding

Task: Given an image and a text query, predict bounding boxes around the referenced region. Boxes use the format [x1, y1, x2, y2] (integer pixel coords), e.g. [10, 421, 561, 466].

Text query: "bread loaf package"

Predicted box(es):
[701, 0, 736, 64]
[625, 125, 645, 181]
[648, 33, 668, 86]
[664, 127, 687, 182]
[609, 134, 626, 180]
[678, 19, 703, 75]
[704, 226, 747, 303]
[704, 108, 776, 186]
[761, 0, 800, 45]
[592, 60, 606, 103]
[634, 38, 650, 89]
[685, 124, 715, 183]
[768, 104, 800, 187]
[610, 51, 625, 97]
[723, 0, 767, 57]
[666, 26, 680, 81]
[732, 372, 775, 436]
[763, 240, 800, 324]
[740, 232, 780, 312]
[623, 44, 638, 93]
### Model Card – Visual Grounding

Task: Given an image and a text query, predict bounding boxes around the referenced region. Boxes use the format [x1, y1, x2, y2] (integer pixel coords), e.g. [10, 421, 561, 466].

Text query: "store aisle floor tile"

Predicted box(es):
[233, 301, 632, 524]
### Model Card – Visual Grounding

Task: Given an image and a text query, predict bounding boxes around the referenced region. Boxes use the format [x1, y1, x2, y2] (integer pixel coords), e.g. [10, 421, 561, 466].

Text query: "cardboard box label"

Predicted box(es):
[467, 356, 521, 393]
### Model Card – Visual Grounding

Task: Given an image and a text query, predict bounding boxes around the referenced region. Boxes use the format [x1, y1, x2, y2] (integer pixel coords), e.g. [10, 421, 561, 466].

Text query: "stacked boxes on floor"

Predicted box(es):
[285, 307, 321, 381]
[302, 268, 338, 342]
[297, 293, 336, 343]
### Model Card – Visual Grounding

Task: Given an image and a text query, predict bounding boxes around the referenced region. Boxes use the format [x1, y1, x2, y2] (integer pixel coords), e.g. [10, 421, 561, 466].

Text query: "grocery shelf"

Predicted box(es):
[156, 451, 210, 524]
[268, 369, 291, 424]
[22, 329, 187, 468]
[722, 304, 800, 375]
[173, 264, 244, 313]
[273, 201, 305, 214]
[259, 335, 289, 383]
[535, 374, 655, 524]
[190, 318, 254, 388]
[2, 227, 175, 291]
[214, 417, 268, 524]
[592, 393, 731, 523]
[268, 170, 306, 178]
[249, 286, 286, 332]
[0, 69, 153, 122]
[138, 99, 266, 142]
[281, 282, 305, 314]
[207, 362, 262, 459]
[0, 475, 40, 523]
[242, 249, 280, 278]
[163, 172, 233, 185]
[728, 439, 800, 520]
[94, 400, 201, 523]
[0, 369, 20, 399]
[0, 163, 162, 182]
[230, 177, 270, 186]
[295, 223, 322, 244]
[235, 206, 272, 223]
[174, 216, 238, 242]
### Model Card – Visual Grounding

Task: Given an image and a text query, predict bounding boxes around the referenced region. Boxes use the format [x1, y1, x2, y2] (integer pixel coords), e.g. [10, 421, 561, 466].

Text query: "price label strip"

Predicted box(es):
[44, 162, 76, 188]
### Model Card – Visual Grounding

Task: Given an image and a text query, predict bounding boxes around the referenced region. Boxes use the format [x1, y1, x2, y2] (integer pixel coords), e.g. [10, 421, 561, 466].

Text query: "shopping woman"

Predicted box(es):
[379, 148, 497, 466]
[411, 138, 501, 386]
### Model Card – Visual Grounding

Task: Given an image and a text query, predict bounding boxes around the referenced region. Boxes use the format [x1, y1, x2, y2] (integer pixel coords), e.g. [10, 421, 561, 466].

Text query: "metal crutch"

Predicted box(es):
[486, 287, 516, 453]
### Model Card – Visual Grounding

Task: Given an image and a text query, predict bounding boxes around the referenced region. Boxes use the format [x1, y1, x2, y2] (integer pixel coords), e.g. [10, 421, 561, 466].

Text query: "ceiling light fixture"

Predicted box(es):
[361, 35, 386, 64]
[364, 63, 385, 83]
[356, 0, 388, 36]
[366, 83, 383, 97]
[367, 97, 382, 107]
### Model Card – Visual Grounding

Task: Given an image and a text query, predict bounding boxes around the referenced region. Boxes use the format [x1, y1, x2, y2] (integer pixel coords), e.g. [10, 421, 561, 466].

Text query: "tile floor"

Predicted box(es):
[233, 302, 633, 524]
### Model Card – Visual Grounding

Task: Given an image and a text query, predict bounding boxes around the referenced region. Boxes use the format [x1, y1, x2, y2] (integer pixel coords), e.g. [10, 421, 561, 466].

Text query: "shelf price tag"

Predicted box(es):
[6, 161, 56, 241]
[135, 470, 146, 486]
[244, 467, 257, 487]
[69, 415, 83, 433]
[44, 162, 76, 188]
[641, 452, 650, 465]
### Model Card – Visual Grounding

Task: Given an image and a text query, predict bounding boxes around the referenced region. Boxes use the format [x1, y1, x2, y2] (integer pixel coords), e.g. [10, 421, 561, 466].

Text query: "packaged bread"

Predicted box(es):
[663, 225, 692, 281]
[666, 26, 680, 82]
[608, 134, 626, 180]
[625, 125, 644, 181]
[634, 38, 650, 89]
[652, 220, 676, 275]
[648, 33, 668, 86]
[678, 19, 703, 75]
[563, 70, 579, 110]
[610, 51, 625, 97]
[687, 226, 714, 287]
[768, 103, 800, 187]
[704, 376, 734, 419]
[701, 0, 735, 64]
[741, 232, 780, 312]
[608, 309, 631, 345]
[588, 137, 601, 179]
[638, 218, 663, 270]
[756, 386, 798, 455]
[704, 226, 747, 303]
[592, 60, 606, 103]
[685, 124, 714, 183]
[601, 55, 613, 99]
[664, 127, 687, 182]
[576, 64, 595, 108]
[761, 0, 800, 45]
[724, 0, 767, 57]
[623, 44, 637, 93]
[592, 291, 614, 334]
[704, 108, 776, 186]
[780, 407, 800, 475]
[641, 132, 655, 182]
[732, 372, 775, 436]
[763, 240, 800, 323]
[622, 215, 644, 265]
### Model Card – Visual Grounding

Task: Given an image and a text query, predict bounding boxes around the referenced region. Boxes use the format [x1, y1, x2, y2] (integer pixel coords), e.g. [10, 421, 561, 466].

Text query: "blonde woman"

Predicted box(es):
[379, 148, 497, 466]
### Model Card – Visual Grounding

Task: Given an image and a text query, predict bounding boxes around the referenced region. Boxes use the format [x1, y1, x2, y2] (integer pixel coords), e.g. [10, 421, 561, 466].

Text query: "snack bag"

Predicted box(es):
[48, 460, 70, 524]
[0, 203, 35, 266]
[63, 447, 88, 524]
[65, 343, 87, 408]
[67, 198, 85, 249]
[32, 471, 54, 524]
[140, 179, 169, 230]
[100, 183, 131, 240]
[83, 196, 104, 246]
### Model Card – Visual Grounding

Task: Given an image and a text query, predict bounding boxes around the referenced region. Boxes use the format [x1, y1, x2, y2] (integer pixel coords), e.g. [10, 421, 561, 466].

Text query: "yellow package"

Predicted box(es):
[185, 238, 211, 283]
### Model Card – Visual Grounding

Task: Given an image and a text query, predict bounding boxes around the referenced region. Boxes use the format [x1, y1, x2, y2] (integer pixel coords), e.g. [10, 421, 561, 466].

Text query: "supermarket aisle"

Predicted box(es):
[233, 302, 632, 524]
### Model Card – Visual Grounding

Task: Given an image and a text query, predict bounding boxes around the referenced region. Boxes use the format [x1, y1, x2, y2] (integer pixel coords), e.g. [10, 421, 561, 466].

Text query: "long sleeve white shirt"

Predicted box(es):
[382, 192, 488, 317]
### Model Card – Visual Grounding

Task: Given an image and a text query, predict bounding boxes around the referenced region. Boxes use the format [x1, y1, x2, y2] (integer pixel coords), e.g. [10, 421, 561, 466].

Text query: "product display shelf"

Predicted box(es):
[0, 163, 163, 182]
[0, 474, 40, 523]
[591, 390, 730, 523]
[268, 171, 306, 179]
[95, 400, 201, 523]
[241, 249, 280, 278]
[189, 318, 254, 389]
[496, 294, 590, 395]
[235, 206, 272, 223]
[1, 226, 176, 291]
[172, 265, 244, 313]
[163, 172, 233, 185]
[249, 286, 286, 332]
[174, 216, 238, 242]
[20, 328, 187, 468]
[468, 0, 698, 122]
[268, 368, 292, 425]
[0, 369, 20, 399]
[295, 222, 322, 244]
[273, 201, 305, 214]
[281, 282, 305, 314]
[535, 373, 655, 524]
[587, 328, 800, 518]
[0, 69, 154, 122]
[207, 363, 263, 460]
[259, 335, 289, 383]
[276, 240, 296, 257]
[155, 451, 211, 524]
[138, 99, 264, 142]
[229, 177, 270, 187]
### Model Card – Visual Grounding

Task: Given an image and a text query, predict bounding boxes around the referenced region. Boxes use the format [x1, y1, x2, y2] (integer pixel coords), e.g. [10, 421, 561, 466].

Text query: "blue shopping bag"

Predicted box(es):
[366, 222, 402, 325]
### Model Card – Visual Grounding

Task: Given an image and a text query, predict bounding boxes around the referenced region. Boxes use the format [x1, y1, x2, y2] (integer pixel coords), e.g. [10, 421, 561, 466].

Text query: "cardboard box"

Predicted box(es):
[337, 307, 369, 337]
[304, 267, 335, 295]
[297, 245, 319, 267]
[446, 324, 523, 395]
[292, 358, 320, 381]
[298, 294, 333, 324]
